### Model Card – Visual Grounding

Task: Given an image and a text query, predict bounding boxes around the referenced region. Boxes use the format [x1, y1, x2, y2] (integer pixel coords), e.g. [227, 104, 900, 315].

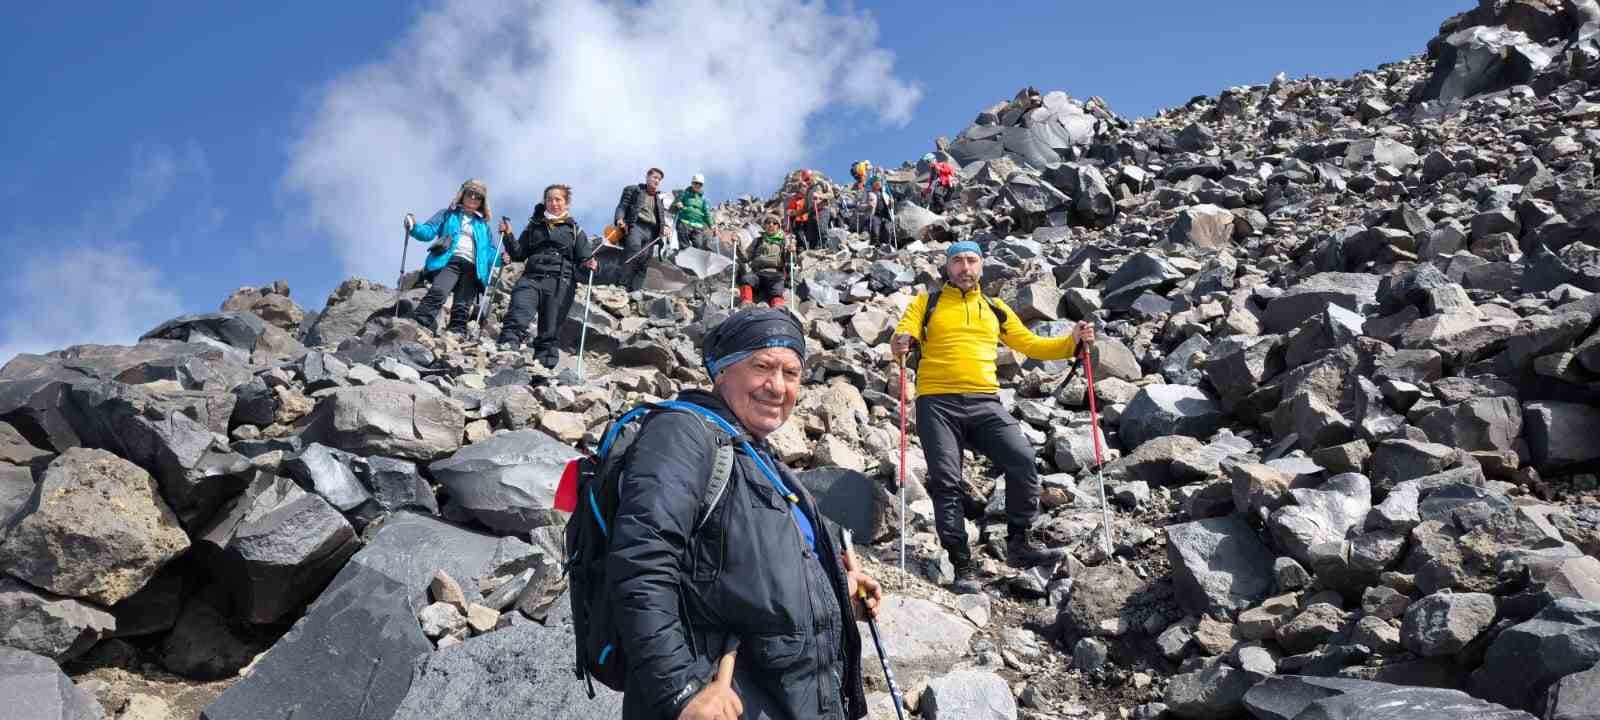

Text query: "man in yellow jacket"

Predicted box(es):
[892, 241, 1095, 593]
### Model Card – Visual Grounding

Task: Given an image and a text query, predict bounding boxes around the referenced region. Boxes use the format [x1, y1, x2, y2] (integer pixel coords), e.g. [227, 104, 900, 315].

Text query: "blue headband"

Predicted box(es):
[702, 308, 808, 378]
[947, 241, 983, 258]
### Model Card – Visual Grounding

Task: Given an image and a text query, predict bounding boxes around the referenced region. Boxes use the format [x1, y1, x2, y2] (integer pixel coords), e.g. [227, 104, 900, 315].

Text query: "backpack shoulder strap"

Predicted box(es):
[919, 290, 942, 339]
[985, 294, 1008, 327]
[695, 443, 736, 532]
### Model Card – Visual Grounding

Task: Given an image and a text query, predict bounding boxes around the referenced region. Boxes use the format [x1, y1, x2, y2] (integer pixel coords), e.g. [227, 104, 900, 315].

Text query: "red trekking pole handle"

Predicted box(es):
[1083, 344, 1104, 469]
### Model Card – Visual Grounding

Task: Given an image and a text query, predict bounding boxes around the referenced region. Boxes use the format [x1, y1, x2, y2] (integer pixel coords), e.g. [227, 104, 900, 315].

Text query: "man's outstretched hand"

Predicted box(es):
[891, 333, 914, 358]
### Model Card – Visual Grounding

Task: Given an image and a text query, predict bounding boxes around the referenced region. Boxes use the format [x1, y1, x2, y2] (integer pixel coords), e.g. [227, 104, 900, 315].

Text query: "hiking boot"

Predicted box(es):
[949, 558, 983, 595]
[1006, 535, 1067, 569]
[538, 351, 559, 370]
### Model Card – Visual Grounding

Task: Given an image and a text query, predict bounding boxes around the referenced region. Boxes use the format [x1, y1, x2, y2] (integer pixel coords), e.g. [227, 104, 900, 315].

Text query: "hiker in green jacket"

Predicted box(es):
[672, 174, 713, 251]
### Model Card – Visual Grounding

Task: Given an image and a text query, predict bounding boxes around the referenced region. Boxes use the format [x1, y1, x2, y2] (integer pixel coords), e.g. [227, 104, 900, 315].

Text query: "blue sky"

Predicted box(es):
[0, 0, 1464, 361]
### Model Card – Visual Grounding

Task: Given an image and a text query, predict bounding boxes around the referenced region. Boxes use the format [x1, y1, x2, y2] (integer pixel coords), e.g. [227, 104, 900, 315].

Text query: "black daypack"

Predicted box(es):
[563, 400, 743, 697]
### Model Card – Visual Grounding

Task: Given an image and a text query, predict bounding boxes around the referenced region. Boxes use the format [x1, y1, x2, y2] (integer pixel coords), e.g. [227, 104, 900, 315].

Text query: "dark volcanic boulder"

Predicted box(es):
[300, 381, 465, 461]
[797, 467, 896, 542]
[389, 622, 622, 720]
[202, 513, 502, 720]
[1243, 674, 1533, 720]
[1473, 598, 1600, 711]
[1166, 514, 1275, 617]
[0, 577, 115, 662]
[1119, 385, 1225, 451]
[197, 473, 359, 624]
[429, 429, 578, 535]
[0, 647, 105, 720]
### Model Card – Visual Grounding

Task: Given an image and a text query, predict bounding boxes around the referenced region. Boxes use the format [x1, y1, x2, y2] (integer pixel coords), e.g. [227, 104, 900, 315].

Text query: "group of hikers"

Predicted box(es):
[552, 239, 1092, 719]
[397, 156, 1090, 719]
[401, 158, 963, 367]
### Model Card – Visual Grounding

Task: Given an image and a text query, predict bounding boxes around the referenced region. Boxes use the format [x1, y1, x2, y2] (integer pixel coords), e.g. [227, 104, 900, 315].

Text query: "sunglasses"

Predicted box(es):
[463, 191, 483, 201]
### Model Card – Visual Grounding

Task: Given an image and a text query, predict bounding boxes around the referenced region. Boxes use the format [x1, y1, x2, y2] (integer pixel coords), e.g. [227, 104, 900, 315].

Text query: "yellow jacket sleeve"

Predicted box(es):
[995, 298, 1077, 360]
[894, 293, 930, 342]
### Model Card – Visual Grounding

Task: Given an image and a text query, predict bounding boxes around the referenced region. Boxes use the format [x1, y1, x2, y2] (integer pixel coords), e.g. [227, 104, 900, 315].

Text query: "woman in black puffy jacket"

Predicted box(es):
[496, 184, 596, 368]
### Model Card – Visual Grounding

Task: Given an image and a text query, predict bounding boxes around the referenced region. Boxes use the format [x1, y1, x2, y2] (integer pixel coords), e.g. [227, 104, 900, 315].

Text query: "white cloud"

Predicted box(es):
[285, 0, 922, 283]
[0, 245, 185, 364]
[0, 145, 205, 365]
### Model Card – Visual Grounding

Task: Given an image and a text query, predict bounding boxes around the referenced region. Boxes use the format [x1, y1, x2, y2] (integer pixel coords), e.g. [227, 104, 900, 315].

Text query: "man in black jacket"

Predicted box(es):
[497, 184, 595, 368]
[614, 168, 667, 292]
[608, 308, 883, 720]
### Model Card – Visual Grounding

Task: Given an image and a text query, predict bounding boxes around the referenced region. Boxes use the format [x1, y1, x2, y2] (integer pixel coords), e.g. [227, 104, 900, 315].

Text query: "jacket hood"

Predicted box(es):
[450, 179, 491, 220]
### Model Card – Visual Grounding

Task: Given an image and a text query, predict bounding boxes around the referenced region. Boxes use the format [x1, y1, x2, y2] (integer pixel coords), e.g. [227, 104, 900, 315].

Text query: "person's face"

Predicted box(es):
[545, 189, 568, 216]
[946, 252, 982, 291]
[764, 220, 780, 234]
[646, 171, 662, 191]
[462, 190, 483, 211]
[714, 347, 802, 439]
[691, 181, 704, 193]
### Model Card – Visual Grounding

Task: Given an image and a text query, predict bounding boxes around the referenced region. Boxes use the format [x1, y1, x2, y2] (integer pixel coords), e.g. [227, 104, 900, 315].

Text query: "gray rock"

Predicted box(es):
[282, 443, 375, 514]
[1166, 515, 1276, 617]
[1169, 204, 1236, 251]
[1276, 602, 1349, 654]
[797, 467, 894, 543]
[922, 669, 1016, 720]
[1103, 253, 1184, 310]
[429, 429, 578, 535]
[1423, 25, 1553, 103]
[0, 646, 105, 720]
[1401, 591, 1496, 658]
[1264, 273, 1382, 334]
[1523, 401, 1600, 469]
[1243, 675, 1532, 720]
[302, 283, 395, 347]
[391, 622, 622, 720]
[198, 473, 358, 624]
[0, 577, 115, 662]
[203, 513, 502, 720]
[1059, 563, 1147, 639]
[0, 464, 32, 527]
[1544, 660, 1600, 720]
[1103, 435, 1203, 487]
[1164, 660, 1251, 719]
[351, 456, 438, 515]
[1474, 598, 1600, 710]
[300, 381, 465, 461]
[62, 379, 250, 529]
[1418, 396, 1522, 455]
[1073, 637, 1109, 671]
[1119, 386, 1224, 451]
[1268, 473, 1372, 567]
[0, 448, 189, 606]
[0, 421, 51, 468]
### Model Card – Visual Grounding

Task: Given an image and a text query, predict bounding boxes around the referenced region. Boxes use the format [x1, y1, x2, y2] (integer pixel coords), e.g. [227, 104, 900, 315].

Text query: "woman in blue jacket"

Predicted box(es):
[404, 178, 501, 336]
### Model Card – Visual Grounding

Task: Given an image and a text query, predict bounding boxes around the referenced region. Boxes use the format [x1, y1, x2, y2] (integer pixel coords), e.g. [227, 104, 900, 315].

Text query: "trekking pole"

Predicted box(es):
[1083, 341, 1113, 557]
[575, 263, 596, 381]
[896, 356, 908, 572]
[840, 528, 906, 720]
[395, 215, 413, 320]
[475, 254, 502, 340]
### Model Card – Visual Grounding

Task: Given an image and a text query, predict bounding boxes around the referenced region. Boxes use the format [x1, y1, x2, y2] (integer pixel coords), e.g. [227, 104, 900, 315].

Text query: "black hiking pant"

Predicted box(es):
[413, 256, 480, 334]
[498, 267, 572, 360]
[622, 222, 659, 291]
[676, 221, 710, 251]
[797, 217, 823, 251]
[915, 393, 1039, 565]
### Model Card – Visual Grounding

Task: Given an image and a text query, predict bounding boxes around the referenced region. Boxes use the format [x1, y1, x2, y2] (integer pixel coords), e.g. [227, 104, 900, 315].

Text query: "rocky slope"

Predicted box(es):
[7, 1, 1600, 719]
